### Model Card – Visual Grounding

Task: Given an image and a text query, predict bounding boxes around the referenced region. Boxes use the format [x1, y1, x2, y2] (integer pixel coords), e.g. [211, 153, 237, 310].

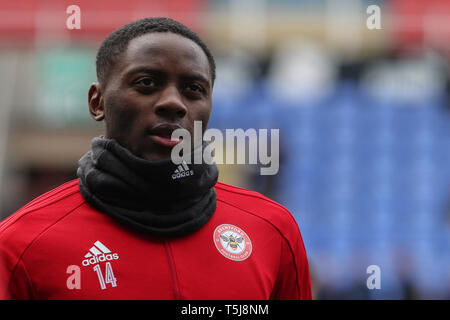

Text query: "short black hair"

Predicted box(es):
[96, 17, 216, 86]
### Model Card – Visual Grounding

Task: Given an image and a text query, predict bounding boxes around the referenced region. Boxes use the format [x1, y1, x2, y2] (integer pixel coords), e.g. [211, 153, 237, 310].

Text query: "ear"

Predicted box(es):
[88, 82, 105, 121]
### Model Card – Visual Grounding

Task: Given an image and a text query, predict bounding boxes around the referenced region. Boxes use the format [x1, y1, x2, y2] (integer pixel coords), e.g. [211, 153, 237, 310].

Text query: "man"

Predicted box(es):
[0, 17, 312, 299]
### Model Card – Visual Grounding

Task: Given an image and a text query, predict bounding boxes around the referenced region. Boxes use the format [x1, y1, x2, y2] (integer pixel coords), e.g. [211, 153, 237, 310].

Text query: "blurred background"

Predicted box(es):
[0, 0, 449, 299]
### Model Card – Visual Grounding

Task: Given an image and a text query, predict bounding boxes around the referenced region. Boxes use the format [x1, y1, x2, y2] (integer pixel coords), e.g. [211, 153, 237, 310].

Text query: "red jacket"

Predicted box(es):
[0, 179, 312, 300]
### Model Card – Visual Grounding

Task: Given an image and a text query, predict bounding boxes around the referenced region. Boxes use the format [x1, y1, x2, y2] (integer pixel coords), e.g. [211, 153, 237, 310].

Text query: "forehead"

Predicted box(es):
[118, 32, 211, 80]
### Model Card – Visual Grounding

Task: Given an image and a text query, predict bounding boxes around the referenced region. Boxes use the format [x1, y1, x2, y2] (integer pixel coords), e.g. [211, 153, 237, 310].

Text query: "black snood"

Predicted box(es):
[77, 136, 218, 238]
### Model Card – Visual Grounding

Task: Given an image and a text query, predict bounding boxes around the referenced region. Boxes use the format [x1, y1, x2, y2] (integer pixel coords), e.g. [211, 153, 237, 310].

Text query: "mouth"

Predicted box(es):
[147, 123, 183, 148]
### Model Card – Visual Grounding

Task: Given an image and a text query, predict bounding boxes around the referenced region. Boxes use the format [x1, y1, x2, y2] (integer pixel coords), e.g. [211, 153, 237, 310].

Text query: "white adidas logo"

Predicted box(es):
[171, 161, 194, 180]
[82, 241, 119, 266]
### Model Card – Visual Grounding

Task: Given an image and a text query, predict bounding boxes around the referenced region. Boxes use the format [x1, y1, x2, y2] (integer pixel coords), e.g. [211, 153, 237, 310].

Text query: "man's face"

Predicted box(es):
[89, 32, 213, 161]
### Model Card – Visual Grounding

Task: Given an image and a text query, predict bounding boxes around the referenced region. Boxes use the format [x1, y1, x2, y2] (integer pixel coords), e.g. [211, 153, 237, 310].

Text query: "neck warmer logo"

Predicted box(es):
[171, 161, 194, 180]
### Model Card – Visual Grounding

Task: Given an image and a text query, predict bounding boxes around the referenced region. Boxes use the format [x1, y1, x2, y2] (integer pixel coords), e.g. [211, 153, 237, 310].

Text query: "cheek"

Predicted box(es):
[104, 91, 140, 134]
[192, 101, 212, 128]
[182, 103, 211, 139]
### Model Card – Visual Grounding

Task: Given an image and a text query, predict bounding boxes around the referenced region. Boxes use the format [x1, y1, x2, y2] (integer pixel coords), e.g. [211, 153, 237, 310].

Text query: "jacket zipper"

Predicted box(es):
[164, 241, 181, 300]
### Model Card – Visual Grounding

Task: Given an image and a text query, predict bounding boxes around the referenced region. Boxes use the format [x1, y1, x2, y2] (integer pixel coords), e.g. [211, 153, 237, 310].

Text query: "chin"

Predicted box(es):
[140, 150, 173, 162]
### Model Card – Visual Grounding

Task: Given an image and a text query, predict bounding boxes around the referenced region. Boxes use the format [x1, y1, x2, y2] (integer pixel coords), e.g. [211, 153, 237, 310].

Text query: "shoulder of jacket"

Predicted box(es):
[0, 179, 85, 240]
[215, 181, 301, 238]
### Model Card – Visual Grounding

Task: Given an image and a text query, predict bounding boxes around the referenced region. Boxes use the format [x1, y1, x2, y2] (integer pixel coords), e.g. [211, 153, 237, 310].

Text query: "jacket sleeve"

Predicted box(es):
[0, 224, 33, 300]
[0, 256, 33, 300]
[270, 221, 312, 300]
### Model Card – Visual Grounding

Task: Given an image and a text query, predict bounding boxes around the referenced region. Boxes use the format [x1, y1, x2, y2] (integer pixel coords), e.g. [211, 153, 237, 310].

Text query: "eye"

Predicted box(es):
[135, 77, 155, 87]
[185, 83, 205, 94]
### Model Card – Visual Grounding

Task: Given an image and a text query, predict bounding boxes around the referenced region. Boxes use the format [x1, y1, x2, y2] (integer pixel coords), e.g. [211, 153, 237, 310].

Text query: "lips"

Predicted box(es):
[147, 123, 183, 148]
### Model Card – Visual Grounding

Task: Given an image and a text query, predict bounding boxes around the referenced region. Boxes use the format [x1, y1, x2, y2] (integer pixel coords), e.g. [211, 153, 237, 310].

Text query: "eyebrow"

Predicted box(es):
[180, 73, 210, 87]
[124, 66, 164, 78]
[125, 66, 210, 87]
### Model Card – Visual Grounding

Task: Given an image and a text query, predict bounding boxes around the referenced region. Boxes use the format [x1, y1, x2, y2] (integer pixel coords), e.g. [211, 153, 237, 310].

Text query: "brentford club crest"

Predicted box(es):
[213, 224, 252, 261]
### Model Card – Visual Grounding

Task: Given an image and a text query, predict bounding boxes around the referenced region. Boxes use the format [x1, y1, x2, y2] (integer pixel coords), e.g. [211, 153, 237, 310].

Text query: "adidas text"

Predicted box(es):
[82, 253, 119, 266]
[172, 170, 194, 180]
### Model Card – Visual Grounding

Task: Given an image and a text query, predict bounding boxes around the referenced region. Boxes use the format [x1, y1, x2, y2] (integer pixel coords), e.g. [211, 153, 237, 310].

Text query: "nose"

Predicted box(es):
[153, 85, 187, 119]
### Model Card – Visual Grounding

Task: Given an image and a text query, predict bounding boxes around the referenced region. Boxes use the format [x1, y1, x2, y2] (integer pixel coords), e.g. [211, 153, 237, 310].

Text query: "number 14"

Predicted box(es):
[93, 262, 117, 290]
